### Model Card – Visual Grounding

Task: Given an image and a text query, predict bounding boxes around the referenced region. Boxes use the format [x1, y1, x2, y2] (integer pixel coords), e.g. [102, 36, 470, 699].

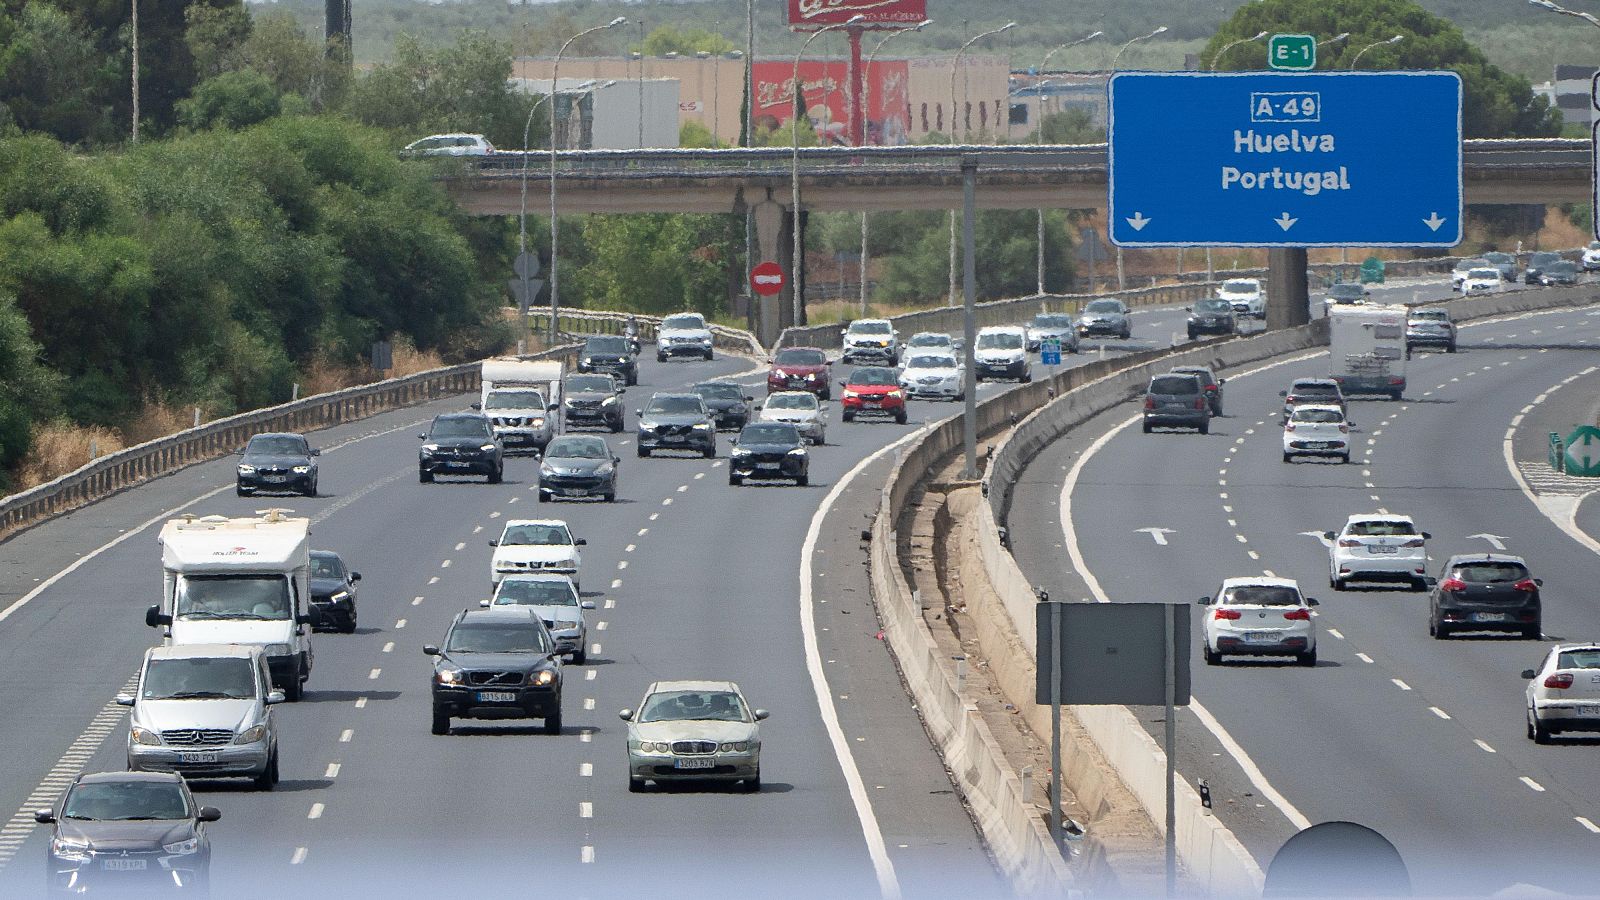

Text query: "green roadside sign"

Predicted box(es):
[1565, 425, 1600, 477]
[1268, 34, 1316, 72]
[1360, 256, 1386, 284]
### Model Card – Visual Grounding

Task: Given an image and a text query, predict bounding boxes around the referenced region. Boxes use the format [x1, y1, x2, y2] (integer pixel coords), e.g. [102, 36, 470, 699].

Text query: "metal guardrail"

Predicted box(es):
[0, 345, 584, 543]
[521, 309, 765, 358]
[1551, 432, 1566, 473]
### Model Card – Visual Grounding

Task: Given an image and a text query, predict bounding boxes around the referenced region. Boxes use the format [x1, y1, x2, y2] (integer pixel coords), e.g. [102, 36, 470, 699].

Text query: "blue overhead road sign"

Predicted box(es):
[1108, 72, 1462, 248]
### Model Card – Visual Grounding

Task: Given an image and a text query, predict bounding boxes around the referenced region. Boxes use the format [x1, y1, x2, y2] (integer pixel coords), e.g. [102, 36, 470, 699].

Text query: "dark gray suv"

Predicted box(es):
[1142, 373, 1211, 434]
[1428, 554, 1542, 640]
[636, 393, 717, 458]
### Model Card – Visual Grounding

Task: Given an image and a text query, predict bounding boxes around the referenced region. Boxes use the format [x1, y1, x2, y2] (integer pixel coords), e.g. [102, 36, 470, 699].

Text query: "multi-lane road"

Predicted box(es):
[1009, 283, 1600, 895]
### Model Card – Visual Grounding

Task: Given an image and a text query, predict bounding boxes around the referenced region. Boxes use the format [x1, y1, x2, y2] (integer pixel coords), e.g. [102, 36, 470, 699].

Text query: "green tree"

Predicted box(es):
[238, 11, 348, 112]
[177, 70, 282, 132]
[636, 24, 736, 57]
[341, 31, 536, 149]
[679, 119, 722, 148]
[183, 3, 251, 81]
[0, 290, 60, 489]
[1038, 108, 1104, 143]
[570, 214, 737, 317]
[0, 4, 121, 145]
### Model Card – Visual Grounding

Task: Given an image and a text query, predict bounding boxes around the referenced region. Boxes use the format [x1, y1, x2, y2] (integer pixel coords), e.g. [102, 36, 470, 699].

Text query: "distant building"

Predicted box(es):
[1006, 72, 1109, 141]
[509, 77, 680, 150]
[1552, 64, 1596, 127]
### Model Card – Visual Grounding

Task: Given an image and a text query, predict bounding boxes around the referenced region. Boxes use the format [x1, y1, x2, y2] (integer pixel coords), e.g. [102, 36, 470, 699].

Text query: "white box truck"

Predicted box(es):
[145, 510, 314, 700]
[478, 358, 563, 455]
[1329, 304, 1408, 400]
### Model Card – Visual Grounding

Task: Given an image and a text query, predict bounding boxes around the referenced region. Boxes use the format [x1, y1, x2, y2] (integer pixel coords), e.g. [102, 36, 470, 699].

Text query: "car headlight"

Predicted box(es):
[692, 423, 712, 431]
[887, 389, 903, 399]
[805, 372, 818, 380]
[131, 726, 163, 746]
[787, 447, 808, 456]
[162, 838, 200, 856]
[264, 643, 292, 657]
[601, 395, 619, 406]
[529, 418, 545, 428]
[479, 443, 497, 452]
[582, 357, 593, 365]
[539, 462, 556, 475]
[842, 389, 859, 399]
[236, 464, 256, 474]
[596, 464, 614, 476]
[731, 447, 751, 457]
[553, 620, 581, 631]
[235, 724, 267, 744]
[421, 443, 439, 453]
[292, 465, 311, 474]
[329, 590, 350, 603]
[435, 666, 465, 685]
[530, 669, 557, 686]
[51, 837, 90, 860]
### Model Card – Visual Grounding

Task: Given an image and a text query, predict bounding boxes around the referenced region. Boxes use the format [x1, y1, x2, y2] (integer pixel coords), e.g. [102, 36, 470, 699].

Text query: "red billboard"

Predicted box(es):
[752, 60, 912, 145]
[787, 0, 928, 30]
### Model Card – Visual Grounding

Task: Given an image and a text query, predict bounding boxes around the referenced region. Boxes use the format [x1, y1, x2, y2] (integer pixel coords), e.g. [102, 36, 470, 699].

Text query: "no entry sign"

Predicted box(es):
[750, 261, 786, 296]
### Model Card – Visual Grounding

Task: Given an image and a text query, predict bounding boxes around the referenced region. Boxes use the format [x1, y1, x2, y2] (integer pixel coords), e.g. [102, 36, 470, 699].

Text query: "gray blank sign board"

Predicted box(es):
[1035, 602, 1191, 706]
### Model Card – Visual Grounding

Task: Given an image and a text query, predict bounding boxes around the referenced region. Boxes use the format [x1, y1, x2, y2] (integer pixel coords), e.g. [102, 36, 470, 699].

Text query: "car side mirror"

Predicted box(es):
[197, 807, 222, 823]
[1183, 306, 1192, 312]
[1217, 378, 1226, 385]
[234, 448, 245, 456]
[423, 645, 440, 656]
[618, 708, 634, 721]
[33, 810, 55, 824]
[575, 538, 587, 546]
[265, 691, 286, 705]
[579, 601, 597, 610]
[145, 606, 171, 628]
[1535, 578, 1544, 587]
[478, 599, 491, 608]
[1197, 596, 1212, 606]
[745, 396, 754, 402]
[488, 540, 499, 547]
[1521, 669, 1537, 680]
[634, 410, 642, 417]
[115, 694, 135, 707]
[839, 380, 847, 387]
[418, 434, 428, 440]
[470, 403, 482, 411]
[548, 403, 560, 411]
[1424, 577, 1439, 587]
[296, 614, 314, 626]
[839, 330, 848, 337]
[310, 448, 321, 457]
[1306, 598, 1320, 606]
[617, 388, 626, 394]
[613, 456, 621, 464]
[1421, 532, 1432, 540]
[754, 709, 770, 721]
[1278, 390, 1288, 397]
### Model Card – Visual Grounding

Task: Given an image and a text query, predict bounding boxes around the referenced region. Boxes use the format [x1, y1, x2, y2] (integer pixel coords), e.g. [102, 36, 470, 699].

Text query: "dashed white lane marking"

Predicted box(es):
[1227, 519, 1238, 527]
[649, 513, 660, 521]
[427, 576, 439, 585]
[610, 578, 622, 589]
[368, 668, 381, 680]
[340, 729, 354, 743]
[1429, 707, 1451, 720]
[491, 511, 501, 518]
[591, 643, 602, 655]
[579, 802, 593, 818]
[694, 472, 706, 480]
[473, 526, 483, 534]
[325, 763, 341, 779]
[604, 599, 616, 609]
[1223, 505, 1233, 513]
[1577, 817, 1600, 834]
[581, 846, 596, 864]
[382, 642, 394, 653]
[1521, 777, 1546, 792]
[1356, 653, 1374, 663]
[662, 498, 673, 506]
[454, 542, 465, 551]
[1234, 534, 1248, 543]
[308, 803, 325, 820]
[596, 621, 608, 631]
[585, 670, 597, 681]
[677, 485, 689, 493]
[412, 596, 424, 606]
[580, 729, 594, 743]
[508, 496, 520, 504]
[1247, 550, 1260, 560]
[1262, 569, 1277, 578]
[637, 528, 649, 537]
[354, 697, 367, 710]
[584, 698, 597, 710]
[580, 763, 593, 777]
[624, 544, 636, 553]
[291, 847, 308, 865]
[395, 619, 407, 629]
[617, 560, 628, 570]
[1326, 629, 1344, 639]
[1392, 679, 1411, 691]
[1474, 740, 1496, 754]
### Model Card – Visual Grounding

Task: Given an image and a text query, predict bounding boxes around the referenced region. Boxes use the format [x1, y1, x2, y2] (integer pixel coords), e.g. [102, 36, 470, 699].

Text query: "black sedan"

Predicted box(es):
[578, 335, 638, 386]
[1539, 260, 1580, 286]
[692, 380, 754, 431]
[309, 550, 360, 633]
[1185, 299, 1237, 339]
[538, 435, 619, 502]
[236, 432, 319, 497]
[729, 423, 809, 486]
[1524, 251, 1563, 284]
[1429, 554, 1542, 639]
[419, 413, 503, 483]
[562, 373, 626, 433]
[37, 771, 219, 895]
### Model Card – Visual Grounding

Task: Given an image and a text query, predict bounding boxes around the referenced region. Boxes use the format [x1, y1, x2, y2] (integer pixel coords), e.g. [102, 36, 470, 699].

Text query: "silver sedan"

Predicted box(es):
[621, 680, 766, 792]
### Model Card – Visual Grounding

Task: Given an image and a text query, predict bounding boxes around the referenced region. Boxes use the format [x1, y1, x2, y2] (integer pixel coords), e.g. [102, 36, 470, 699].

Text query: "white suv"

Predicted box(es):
[1582, 241, 1600, 272]
[488, 519, 585, 590]
[973, 326, 1031, 382]
[1217, 278, 1265, 319]
[1325, 513, 1431, 592]
[1198, 577, 1319, 666]
[1282, 404, 1352, 464]
[657, 313, 715, 362]
[840, 319, 900, 365]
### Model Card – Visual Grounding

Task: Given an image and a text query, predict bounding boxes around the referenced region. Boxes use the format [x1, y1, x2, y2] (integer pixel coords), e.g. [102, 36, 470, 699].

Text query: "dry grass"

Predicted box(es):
[14, 422, 126, 490]
[122, 401, 200, 446]
[389, 339, 445, 378]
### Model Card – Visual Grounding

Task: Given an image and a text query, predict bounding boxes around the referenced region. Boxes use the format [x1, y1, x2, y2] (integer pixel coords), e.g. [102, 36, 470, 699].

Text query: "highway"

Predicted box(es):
[1007, 281, 1600, 895]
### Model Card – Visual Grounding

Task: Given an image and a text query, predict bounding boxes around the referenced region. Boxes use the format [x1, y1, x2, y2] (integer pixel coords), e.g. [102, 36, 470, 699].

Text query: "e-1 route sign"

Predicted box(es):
[1108, 71, 1462, 248]
[1268, 34, 1315, 71]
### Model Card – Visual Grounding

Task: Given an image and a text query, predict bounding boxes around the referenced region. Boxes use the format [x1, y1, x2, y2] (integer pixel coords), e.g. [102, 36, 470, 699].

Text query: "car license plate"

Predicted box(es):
[1471, 612, 1507, 623]
[864, 401, 880, 409]
[177, 751, 218, 764]
[477, 691, 517, 703]
[1578, 705, 1600, 717]
[567, 488, 588, 497]
[102, 859, 147, 871]
[674, 757, 716, 769]
[1369, 545, 1398, 554]
[757, 462, 781, 470]
[263, 475, 286, 483]
[1244, 632, 1277, 642]
[664, 435, 684, 443]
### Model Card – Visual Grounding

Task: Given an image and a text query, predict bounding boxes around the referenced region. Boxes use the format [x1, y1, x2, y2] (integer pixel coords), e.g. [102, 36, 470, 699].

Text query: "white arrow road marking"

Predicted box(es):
[1423, 212, 1447, 231]
[1275, 212, 1298, 231]
[1467, 533, 1509, 551]
[1301, 530, 1334, 548]
[1126, 211, 1151, 231]
[1136, 527, 1177, 546]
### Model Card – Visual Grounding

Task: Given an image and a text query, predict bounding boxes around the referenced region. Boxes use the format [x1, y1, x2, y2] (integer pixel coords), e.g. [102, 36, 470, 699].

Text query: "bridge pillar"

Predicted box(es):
[751, 195, 790, 347]
[1267, 248, 1311, 330]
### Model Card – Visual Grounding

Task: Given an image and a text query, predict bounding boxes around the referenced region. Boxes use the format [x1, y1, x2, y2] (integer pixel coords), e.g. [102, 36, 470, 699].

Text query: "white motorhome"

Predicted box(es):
[146, 510, 314, 701]
[1328, 304, 1408, 400]
[479, 358, 564, 454]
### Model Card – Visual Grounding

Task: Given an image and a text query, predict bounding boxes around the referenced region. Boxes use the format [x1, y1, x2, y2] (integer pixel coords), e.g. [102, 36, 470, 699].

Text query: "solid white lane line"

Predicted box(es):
[1429, 707, 1450, 720]
[1392, 679, 1411, 691]
[340, 729, 353, 743]
[1521, 777, 1546, 792]
[1357, 653, 1374, 664]
[1577, 817, 1600, 834]
[308, 803, 325, 820]
[325, 763, 341, 779]
[1474, 740, 1496, 754]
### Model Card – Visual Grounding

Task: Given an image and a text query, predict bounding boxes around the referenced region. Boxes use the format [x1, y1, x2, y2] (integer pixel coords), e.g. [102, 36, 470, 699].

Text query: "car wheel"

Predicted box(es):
[702, 446, 716, 459]
[797, 473, 809, 487]
[431, 709, 450, 736]
[705, 348, 715, 361]
[1142, 420, 1152, 434]
[572, 647, 587, 665]
[304, 479, 317, 497]
[341, 609, 357, 635]
[1197, 420, 1209, 435]
[538, 488, 552, 503]
[637, 446, 650, 458]
[1187, 330, 1198, 341]
[1523, 623, 1542, 640]
[1021, 370, 1032, 383]
[1283, 452, 1293, 463]
[894, 410, 908, 425]
[729, 474, 742, 486]
[1530, 708, 1553, 744]
[821, 388, 832, 401]
[1446, 343, 1457, 353]
[610, 420, 624, 433]
[627, 371, 637, 386]
[1340, 453, 1351, 464]
[236, 485, 251, 497]
[488, 464, 503, 485]
[544, 707, 563, 736]
[656, 353, 667, 363]
[283, 675, 303, 703]
[419, 470, 433, 484]
[743, 770, 762, 793]
[254, 751, 279, 791]
[1332, 577, 1347, 592]
[842, 410, 856, 423]
[1411, 578, 1428, 593]
[1297, 650, 1317, 667]
[629, 776, 647, 793]
[1203, 646, 1220, 665]
[604, 489, 616, 502]
[1389, 390, 1403, 401]
[1212, 404, 1224, 417]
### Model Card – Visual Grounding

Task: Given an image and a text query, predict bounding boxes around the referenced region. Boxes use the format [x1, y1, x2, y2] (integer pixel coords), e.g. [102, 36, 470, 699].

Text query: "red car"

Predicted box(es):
[840, 366, 907, 424]
[768, 347, 832, 399]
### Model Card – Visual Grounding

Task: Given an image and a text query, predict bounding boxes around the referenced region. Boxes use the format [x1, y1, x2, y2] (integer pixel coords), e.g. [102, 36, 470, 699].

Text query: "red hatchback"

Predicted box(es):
[841, 366, 907, 424]
[768, 347, 832, 399]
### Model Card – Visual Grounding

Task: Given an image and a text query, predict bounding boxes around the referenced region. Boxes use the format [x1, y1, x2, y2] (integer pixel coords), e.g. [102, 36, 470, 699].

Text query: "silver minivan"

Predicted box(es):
[121, 644, 283, 791]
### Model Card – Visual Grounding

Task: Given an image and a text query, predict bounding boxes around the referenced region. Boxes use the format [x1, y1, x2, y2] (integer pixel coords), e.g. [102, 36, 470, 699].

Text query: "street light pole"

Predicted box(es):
[520, 87, 559, 351]
[947, 22, 1014, 305]
[131, 0, 140, 143]
[1205, 30, 1267, 71]
[1318, 31, 1351, 50]
[793, 15, 866, 329]
[1529, 0, 1600, 26]
[1112, 26, 1168, 71]
[1033, 31, 1102, 298]
[858, 20, 931, 315]
[1350, 35, 1404, 70]
[550, 17, 627, 342]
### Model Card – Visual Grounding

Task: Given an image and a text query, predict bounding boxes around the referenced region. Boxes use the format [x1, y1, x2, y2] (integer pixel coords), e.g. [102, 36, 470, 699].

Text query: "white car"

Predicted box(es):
[657, 313, 715, 362]
[840, 319, 900, 365]
[481, 574, 595, 664]
[1450, 257, 1491, 292]
[1325, 513, 1431, 592]
[1461, 267, 1500, 295]
[1198, 577, 1319, 666]
[1217, 278, 1265, 319]
[758, 391, 826, 445]
[1523, 643, 1600, 743]
[488, 519, 584, 589]
[1582, 241, 1600, 272]
[905, 331, 960, 355]
[973, 326, 1032, 382]
[621, 680, 766, 792]
[1282, 404, 1352, 464]
[898, 351, 963, 400]
[403, 133, 495, 157]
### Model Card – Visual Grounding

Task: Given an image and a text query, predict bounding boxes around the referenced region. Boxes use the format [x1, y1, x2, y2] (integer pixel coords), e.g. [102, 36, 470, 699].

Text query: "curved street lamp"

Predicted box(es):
[1318, 31, 1352, 49]
[1350, 34, 1404, 70]
[1112, 26, 1168, 70]
[1206, 30, 1267, 72]
[1039, 30, 1103, 77]
[857, 19, 931, 314]
[949, 21, 1015, 142]
[1528, 0, 1600, 27]
[792, 14, 866, 327]
[549, 16, 626, 341]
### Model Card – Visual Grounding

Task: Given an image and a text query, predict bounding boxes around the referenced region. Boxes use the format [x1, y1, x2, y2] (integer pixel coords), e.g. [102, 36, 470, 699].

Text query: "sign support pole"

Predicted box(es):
[1050, 600, 1063, 847]
[847, 26, 866, 147]
[961, 158, 979, 479]
[1164, 603, 1178, 897]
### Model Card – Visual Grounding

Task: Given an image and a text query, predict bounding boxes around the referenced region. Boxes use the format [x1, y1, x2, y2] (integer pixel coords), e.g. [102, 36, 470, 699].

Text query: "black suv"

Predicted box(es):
[579, 335, 638, 386]
[425, 607, 564, 735]
[1186, 299, 1237, 340]
[308, 550, 360, 633]
[692, 381, 754, 431]
[729, 423, 809, 486]
[419, 413, 503, 483]
[1428, 554, 1542, 639]
[563, 373, 626, 433]
[636, 393, 716, 458]
[236, 432, 319, 497]
[1524, 251, 1563, 284]
[38, 771, 219, 896]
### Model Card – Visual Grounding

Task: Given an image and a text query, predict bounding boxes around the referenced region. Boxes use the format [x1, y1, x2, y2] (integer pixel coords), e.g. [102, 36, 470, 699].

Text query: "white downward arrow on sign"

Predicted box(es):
[1126, 212, 1151, 231]
[1275, 212, 1298, 231]
[1423, 212, 1447, 232]
[1467, 533, 1509, 551]
[1136, 527, 1176, 546]
[1301, 530, 1333, 548]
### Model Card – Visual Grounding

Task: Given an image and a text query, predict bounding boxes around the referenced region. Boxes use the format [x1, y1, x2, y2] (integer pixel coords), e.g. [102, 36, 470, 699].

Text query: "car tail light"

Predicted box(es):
[1514, 579, 1538, 593]
[1337, 539, 1361, 548]
[1286, 394, 1300, 404]
[1145, 397, 1156, 409]
[1400, 539, 1425, 548]
[1195, 398, 1207, 410]
[1205, 384, 1217, 392]
[1213, 609, 1242, 620]
[1285, 423, 1296, 432]
[1283, 609, 1311, 621]
[1439, 578, 1466, 592]
[1545, 673, 1573, 689]
[1338, 425, 1349, 434]
[1389, 377, 1404, 385]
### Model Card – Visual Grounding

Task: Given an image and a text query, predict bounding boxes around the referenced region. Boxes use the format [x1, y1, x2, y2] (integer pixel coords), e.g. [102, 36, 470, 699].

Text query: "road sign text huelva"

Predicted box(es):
[1268, 34, 1316, 71]
[1108, 71, 1463, 248]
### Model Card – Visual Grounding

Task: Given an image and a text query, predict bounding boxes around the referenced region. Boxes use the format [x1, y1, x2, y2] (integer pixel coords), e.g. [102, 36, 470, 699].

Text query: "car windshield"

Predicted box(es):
[1557, 649, 1600, 669]
[485, 391, 545, 410]
[430, 418, 491, 439]
[1485, 252, 1512, 262]
[245, 436, 306, 456]
[976, 332, 1022, 350]
[565, 375, 614, 393]
[1170, 368, 1212, 381]
[1195, 299, 1232, 313]
[850, 368, 897, 386]
[662, 314, 705, 330]
[1454, 258, 1487, 271]
[1292, 383, 1339, 396]
[1468, 269, 1498, 279]
[499, 523, 571, 546]
[646, 397, 704, 415]
[694, 383, 744, 400]
[1084, 300, 1123, 314]
[1547, 262, 1577, 274]
[494, 580, 578, 607]
[546, 439, 608, 460]
[775, 349, 825, 366]
[1150, 376, 1200, 394]
[586, 337, 629, 353]
[850, 322, 892, 335]
[638, 689, 749, 723]
[1222, 586, 1302, 606]
[1222, 280, 1257, 293]
[1329, 285, 1364, 298]
[766, 393, 817, 411]
[909, 334, 949, 347]
[907, 355, 956, 369]
[1411, 310, 1449, 322]
[175, 575, 291, 620]
[1532, 252, 1560, 264]
[445, 622, 550, 654]
[62, 782, 190, 821]
[1292, 408, 1344, 424]
[142, 657, 256, 701]
[1032, 314, 1073, 328]
[1451, 562, 1529, 583]
[741, 424, 800, 444]
[309, 555, 343, 579]
[1347, 520, 1416, 537]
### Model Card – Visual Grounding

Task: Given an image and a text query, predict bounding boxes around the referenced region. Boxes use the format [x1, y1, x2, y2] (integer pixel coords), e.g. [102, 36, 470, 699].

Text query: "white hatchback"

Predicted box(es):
[488, 519, 584, 590]
[1198, 577, 1318, 666]
[1217, 278, 1265, 319]
[1523, 644, 1600, 743]
[1282, 404, 1352, 463]
[898, 351, 963, 400]
[1326, 514, 1430, 592]
[1461, 267, 1500, 295]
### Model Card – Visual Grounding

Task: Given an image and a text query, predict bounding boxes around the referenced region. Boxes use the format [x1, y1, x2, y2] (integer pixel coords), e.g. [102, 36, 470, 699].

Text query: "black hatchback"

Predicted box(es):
[419, 413, 503, 483]
[37, 771, 220, 895]
[729, 423, 809, 486]
[236, 432, 319, 497]
[1428, 554, 1542, 639]
[579, 335, 638, 386]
